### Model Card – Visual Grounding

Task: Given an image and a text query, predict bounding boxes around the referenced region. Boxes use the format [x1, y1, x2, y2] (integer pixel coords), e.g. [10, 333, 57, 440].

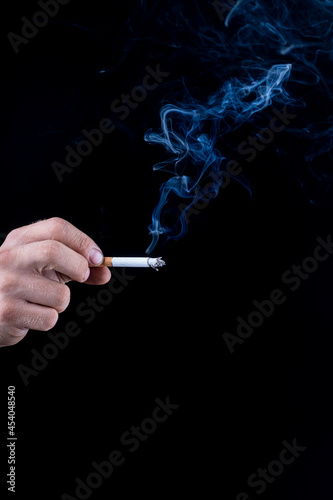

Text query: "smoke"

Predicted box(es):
[142, 0, 333, 253]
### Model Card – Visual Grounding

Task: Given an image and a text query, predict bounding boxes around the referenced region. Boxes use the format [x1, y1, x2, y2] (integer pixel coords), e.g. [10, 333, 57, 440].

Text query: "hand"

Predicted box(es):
[0, 217, 111, 347]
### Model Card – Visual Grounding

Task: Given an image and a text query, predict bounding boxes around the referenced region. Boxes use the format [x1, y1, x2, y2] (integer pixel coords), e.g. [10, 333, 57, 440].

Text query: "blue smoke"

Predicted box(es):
[145, 64, 296, 252]
[143, 0, 333, 253]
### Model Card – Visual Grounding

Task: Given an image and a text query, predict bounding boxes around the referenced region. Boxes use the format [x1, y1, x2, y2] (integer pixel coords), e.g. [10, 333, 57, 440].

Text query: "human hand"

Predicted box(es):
[0, 217, 111, 347]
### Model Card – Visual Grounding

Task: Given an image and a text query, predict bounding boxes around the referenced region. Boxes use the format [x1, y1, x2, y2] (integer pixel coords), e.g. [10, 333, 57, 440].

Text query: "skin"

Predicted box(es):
[0, 217, 111, 347]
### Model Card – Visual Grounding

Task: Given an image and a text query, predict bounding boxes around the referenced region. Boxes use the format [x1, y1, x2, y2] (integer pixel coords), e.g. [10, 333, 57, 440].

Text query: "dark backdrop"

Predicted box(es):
[1, 1, 333, 499]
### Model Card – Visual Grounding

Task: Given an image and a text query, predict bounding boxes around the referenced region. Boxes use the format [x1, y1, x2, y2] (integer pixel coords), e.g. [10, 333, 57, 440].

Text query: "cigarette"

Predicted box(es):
[90, 257, 166, 271]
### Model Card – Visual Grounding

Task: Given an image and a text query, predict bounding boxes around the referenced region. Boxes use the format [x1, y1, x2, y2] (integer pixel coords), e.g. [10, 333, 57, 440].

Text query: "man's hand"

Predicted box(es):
[0, 218, 111, 347]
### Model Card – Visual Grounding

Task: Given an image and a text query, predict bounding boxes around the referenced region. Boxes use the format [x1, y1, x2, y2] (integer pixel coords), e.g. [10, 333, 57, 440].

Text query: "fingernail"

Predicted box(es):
[84, 268, 90, 281]
[89, 248, 103, 265]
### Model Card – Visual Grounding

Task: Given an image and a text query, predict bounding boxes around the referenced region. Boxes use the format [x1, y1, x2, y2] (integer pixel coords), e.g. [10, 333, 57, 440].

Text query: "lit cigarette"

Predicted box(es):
[90, 257, 166, 271]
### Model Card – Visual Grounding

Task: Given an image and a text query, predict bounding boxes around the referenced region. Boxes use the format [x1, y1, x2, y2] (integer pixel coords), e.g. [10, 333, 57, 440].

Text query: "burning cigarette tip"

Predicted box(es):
[148, 257, 166, 270]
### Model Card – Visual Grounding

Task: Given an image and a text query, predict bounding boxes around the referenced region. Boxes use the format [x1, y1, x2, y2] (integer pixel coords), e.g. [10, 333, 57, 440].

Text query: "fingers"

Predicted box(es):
[0, 297, 58, 332]
[2, 217, 104, 266]
[8, 240, 90, 283]
[2, 217, 112, 285]
[0, 218, 113, 347]
[17, 273, 71, 313]
[84, 266, 111, 285]
[0, 270, 69, 341]
[0, 327, 28, 348]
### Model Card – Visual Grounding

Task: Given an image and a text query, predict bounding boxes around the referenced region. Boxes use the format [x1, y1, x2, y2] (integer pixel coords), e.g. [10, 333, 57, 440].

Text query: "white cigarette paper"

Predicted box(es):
[101, 257, 166, 271]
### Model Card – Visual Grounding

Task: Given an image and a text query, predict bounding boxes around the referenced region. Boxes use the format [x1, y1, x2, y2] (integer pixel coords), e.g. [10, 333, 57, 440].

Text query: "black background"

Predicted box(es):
[0, 1, 333, 499]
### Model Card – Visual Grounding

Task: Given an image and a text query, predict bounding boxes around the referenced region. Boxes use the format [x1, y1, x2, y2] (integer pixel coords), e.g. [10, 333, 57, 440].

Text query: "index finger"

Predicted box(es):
[2, 218, 104, 266]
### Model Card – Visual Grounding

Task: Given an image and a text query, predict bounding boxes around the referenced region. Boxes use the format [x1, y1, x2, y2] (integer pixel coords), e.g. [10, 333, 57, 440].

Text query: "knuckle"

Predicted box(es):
[0, 249, 11, 268]
[0, 301, 16, 324]
[49, 217, 68, 235]
[5, 228, 20, 243]
[0, 328, 25, 347]
[57, 285, 71, 312]
[43, 309, 59, 331]
[73, 231, 91, 254]
[76, 257, 89, 282]
[0, 275, 16, 295]
[49, 217, 72, 240]
[40, 240, 61, 260]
